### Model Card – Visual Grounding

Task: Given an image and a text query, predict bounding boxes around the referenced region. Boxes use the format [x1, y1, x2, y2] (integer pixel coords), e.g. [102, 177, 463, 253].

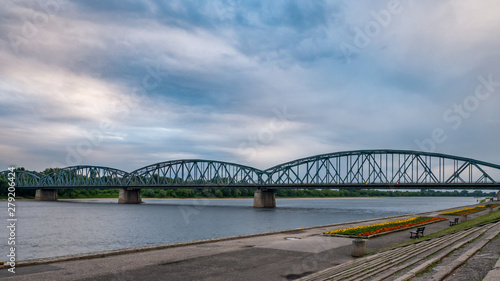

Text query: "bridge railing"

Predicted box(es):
[36, 166, 128, 188]
[264, 150, 500, 186]
[0, 170, 43, 188]
[6, 150, 500, 189]
[123, 160, 265, 187]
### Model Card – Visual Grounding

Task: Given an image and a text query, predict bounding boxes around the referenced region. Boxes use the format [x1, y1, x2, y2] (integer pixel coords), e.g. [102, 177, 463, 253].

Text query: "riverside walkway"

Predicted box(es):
[1, 204, 499, 281]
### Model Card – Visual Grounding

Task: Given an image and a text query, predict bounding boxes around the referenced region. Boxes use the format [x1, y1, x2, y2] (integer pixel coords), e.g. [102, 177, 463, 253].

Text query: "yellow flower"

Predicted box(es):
[325, 217, 421, 235]
[440, 208, 474, 215]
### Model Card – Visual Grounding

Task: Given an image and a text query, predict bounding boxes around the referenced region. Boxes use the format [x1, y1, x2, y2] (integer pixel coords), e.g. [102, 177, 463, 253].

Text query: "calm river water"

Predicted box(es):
[0, 197, 479, 261]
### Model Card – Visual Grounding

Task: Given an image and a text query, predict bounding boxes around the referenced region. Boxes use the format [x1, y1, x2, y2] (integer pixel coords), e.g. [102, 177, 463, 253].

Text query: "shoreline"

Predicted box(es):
[3, 201, 499, 281]
[19, 195, 486, 201]
[2, 194, 489, 201]
[7, 201, 483, 267]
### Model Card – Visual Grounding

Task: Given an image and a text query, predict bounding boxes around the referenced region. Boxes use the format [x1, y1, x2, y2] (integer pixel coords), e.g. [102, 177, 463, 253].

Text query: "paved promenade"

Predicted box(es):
[1, 203, 499, 281]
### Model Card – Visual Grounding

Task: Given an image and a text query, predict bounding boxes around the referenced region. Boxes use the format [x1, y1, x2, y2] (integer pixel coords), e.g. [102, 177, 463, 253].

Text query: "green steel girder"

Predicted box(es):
[124, 159, 264, 187]
[263, 150, 500, 186]
[0, 170, 42, 187]
[38, 166, 128, 188]
[9, 149, 500, 189]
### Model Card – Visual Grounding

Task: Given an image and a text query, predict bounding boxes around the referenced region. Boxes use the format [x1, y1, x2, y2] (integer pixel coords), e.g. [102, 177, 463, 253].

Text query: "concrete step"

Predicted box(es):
[306, 228, 476, 280]
[342, 226, 485, 281]
[298, 232, 461, 281]
[298, 221, 500, 281]
[483, 252, 500, 281]
[377, 223, 496, 281]
[392, 221, 500, 281]
[429, 222, 500, 281]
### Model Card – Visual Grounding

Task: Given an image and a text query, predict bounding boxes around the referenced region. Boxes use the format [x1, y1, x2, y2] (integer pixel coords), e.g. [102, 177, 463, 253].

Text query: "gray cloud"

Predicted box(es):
[1, 0, 499, 172]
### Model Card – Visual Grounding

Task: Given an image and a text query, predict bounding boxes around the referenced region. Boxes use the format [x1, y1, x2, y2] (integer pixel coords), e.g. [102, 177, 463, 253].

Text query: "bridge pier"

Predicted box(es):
[35, 189, 58, 201]
[253, 189, 276, 208]
[118, 189, 142, 204]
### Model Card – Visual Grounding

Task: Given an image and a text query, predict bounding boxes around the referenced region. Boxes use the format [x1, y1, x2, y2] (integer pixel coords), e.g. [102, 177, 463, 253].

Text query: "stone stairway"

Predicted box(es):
[297, 220, 500, 281]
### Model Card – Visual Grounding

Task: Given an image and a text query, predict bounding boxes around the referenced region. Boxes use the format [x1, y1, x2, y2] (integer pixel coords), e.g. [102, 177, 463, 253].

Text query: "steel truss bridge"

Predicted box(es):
[3, 150, 500, 190]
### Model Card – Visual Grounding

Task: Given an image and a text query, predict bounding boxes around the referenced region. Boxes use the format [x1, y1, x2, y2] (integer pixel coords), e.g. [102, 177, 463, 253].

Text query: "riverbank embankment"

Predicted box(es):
[1, 202, 499, 280]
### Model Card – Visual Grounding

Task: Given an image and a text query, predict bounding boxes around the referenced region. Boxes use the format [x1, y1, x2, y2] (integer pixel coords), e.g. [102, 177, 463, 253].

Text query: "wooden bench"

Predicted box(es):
[410, 227, 425, 238]
[449, 217, 459, 226]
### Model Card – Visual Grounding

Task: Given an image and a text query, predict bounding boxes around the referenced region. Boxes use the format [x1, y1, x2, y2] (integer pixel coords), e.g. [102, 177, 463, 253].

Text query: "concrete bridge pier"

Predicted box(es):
[497, 191, 500, 201]
[253, 188, 276, 208]
[118, 189, 142, 204]
[35, 189, 58, 201]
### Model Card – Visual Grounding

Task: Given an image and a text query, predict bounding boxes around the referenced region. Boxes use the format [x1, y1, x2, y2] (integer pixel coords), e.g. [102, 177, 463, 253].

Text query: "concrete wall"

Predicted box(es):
[118, 189, 142, 204]
[35, 189, 58, 201]
[253, 189, 276, 208]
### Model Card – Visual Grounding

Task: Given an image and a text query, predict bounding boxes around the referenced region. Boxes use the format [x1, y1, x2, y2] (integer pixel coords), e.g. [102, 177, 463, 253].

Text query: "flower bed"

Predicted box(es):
[324, 216, 446, 238]
[440, 204, 499, 216]
[440, 207, 477, 216]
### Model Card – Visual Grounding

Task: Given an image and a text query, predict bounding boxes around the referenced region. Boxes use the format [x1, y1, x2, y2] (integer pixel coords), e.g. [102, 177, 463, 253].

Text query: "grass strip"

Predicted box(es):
[441, 204, 499, 216]
[379, 209, 500, 252]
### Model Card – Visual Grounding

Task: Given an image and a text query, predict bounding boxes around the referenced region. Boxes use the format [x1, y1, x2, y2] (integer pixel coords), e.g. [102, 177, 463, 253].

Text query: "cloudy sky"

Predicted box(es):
[1, 0, 499, 172]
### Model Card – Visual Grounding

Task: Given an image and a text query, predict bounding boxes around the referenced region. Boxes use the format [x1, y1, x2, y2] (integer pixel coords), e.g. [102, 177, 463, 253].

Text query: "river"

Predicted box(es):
[0, 197, 479, 261]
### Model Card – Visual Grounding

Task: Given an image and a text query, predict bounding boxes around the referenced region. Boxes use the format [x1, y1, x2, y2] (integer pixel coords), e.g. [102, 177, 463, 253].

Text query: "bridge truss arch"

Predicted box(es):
[0, 170, 43, 188]
[264, 150, 500, 188]
[125, 160, 264, 188]
[38, 166, 128, 189]
[8, 150, 500, 189]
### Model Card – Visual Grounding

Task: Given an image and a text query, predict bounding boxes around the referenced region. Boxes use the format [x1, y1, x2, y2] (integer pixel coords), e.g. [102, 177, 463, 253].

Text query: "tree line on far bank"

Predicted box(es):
[0, 175, 496, 199]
